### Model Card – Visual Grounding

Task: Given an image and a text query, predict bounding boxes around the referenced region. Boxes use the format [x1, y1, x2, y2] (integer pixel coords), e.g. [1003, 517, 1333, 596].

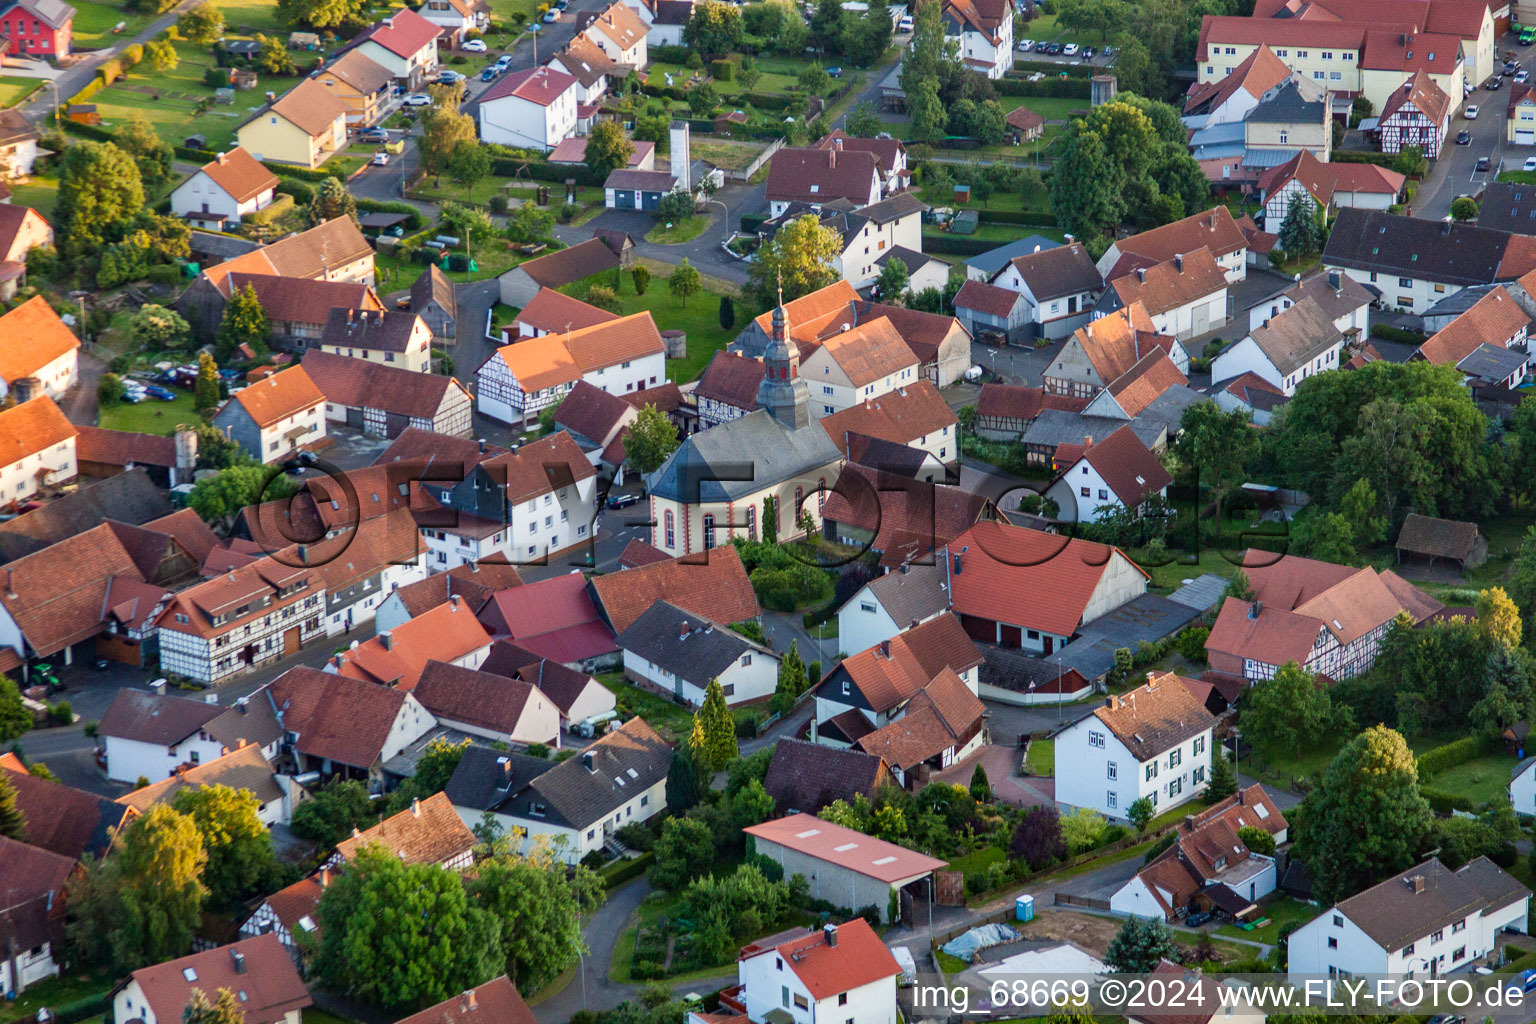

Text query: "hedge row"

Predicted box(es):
[355, 197, 428, 231]
[996, 76, 1092, 99]
[650, 44, 694, 64]
[488, 157, 607, 187]
[1421, 786, 1476, 814]
[56, 993, 111, 1024]
[922, 233, 996, 256]
[601, 851, 654, 888]
[979, 209, 1059, 227]
[1416, 734, 1486, 777]
[1007, 60, 1097, 79]
[1331, 149, 1401, 168]
[1369, 321, 1427, 344]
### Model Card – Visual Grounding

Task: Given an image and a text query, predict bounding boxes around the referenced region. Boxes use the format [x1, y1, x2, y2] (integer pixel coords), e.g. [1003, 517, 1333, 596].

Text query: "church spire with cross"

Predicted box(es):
[756, 275, 810, 429]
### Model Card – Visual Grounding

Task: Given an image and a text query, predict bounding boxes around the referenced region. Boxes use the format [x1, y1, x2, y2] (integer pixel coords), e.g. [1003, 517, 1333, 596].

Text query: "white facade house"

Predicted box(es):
[1513, 755, 1536, 817]
[583, 2, 649, 69]
[169, 148, 279, 227]
[1209, 296, 1343, 396]
[156, 558, 327, 685]
[112, 936, 309, 1024]
[478, 66, 579, 151]
[799, 317, 922, 418]
[417, 0, 486, 40]
[944, 0, 1014, 78]
[731, 919, 901, 1024]
[1246, 270, 1371, 336]
[1287, 858, 1530, 984]
[1054, 675, 1216, 822]
[0, 395, 75, 505]
[989, 242, 1104, 338]
[1045, 426, 1172, 524]
[210, 366, 327, 465]
[475, 312, 666, 425]
[99, 698, 280, 786]
[352, 9, 441, 88]
[617, 602, 780, 706]
[836, 563, 949, 662]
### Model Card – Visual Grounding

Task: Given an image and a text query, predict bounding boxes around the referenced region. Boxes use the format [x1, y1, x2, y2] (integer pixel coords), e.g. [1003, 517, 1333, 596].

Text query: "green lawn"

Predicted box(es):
[0, 971, 116, 1024]
[85, 41, 282, 150]
[10, 173, 58, 219]
[691, 139, 770, 172]
[947, 845, 1005, 874]
[69, 0, 153, 49]
[600, 672, 695, 743]
[1216, 897, 1322, 944]
[935, 948, 969, 974]
[645, 214, 710, 244]
[1429, 753, 1519, 807]
[1025, 738, 1053, 776]
[560, 260, 739, 383]
[216, 0, 289, 35]
[998, 95, 1091, 122]
[0, 76, 42, 108]
[302, 1009, 365, 1024]
[100, 389, 198, 435]
[1018, 12, 1114, 48]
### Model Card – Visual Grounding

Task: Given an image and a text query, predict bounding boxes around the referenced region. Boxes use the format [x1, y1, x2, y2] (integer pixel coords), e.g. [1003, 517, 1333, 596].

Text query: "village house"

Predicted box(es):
[496, 236, 619, 308]
[0, 0, 74, 59]
[478, 66, 579, 151]
[1110, 783, 1290, 921]
[583, 1, 649, 66]
[374, 557, 522, 633]
[264, 665, 436, 787]
[987, 242, 1105, 341]
[481, 640, 618, 729]
[1210, 296, 1344, 395]
[1099, 249, 1229, 342]
[112, 936, 311, 1024]
[1044, 303, 1188, 398]
[837, 562, 951, 658]
[552, 380, 638, 478]
[226, 273, 386, 350]
[761, 739, 900, 815]
[115, 743, 295, 825]
[477, 573, 620, 670]
[0, 110, 41, 182]
[694, 351, 766, 428]
[98, 687, 281, 785]
[410, 265, 458, 345]
[328, 596, 491, 689]
[765, 146, 883, 217]
[1098, 206, 1250, 283]
[1005, 105, 1044, 145]
[946, 520, 1148, 655]
[1204, 551, 1448, 680]
[0, 835, 74, 997]
[741, 815, 946, 923]
[238, 872, 329, 964]
[1256, 150, 1405, 226]
[1045, 424, 1173, 524]
[330, 791, 478, 870]
[1079, 349, 1191, 421]
[818, 381, 959, 466]
[0, 394, 75, 506]
[972, 384, 1089, 440]
[303, 351, 472, 438]
[0, 204, 50, 300]
[1287, 858, 1529, 982]
[445, 716, 671, 862]
[211, 365, 326, 463]
[953, 279, 1033, 342]
[346, 8, 440, 88]
[412, 659, 562, 747]
[617, 600, 779, 706]
[1410, 284, 1531, 388]
[318, 307, 432, 373]
[815, 131, 910, 195]
[0, 756, 133, 861]
[0, 297, 78, 401]
[942, 0, 1014, 77]
[1247, 269, 1373, 336]
[759, 194, 930, 292]
[548, 35, 617, 105]
[396, 979, 535, 1024]
[416, 430, 599, 567]
[799, 316, 921, 417]
[1377, 70, 1452, 159]
[416, 0, 488, 46]
[236, 78, 349, 169]
[1055, 673, 1217, 822]
[170, 148, 280, 229]
[510, 290, 619, 343]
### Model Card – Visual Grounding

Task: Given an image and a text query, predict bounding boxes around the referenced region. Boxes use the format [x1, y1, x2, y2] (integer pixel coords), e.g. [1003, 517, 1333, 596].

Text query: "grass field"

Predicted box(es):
[691, 138, 770, 172]
[69, 0, 153, 49]
[947, 845, 1005, 874]
[1024, 738, 1053, 776]
[1216, 896, 1321, 944]
[646, 214, 710, 244]
[1017, 12, 1112, 48]
[560, 259, 739, 383]
[216, 0, 289, 34]
[100, 390, 198, 435]
[0, 76, 43, 108]
[0, 971, 117, 1024]
[998, 95, 1090, 122]
[10, 173, 58, 219]
[86, 41, 280, 150]
[1428, 753, 1518, 806]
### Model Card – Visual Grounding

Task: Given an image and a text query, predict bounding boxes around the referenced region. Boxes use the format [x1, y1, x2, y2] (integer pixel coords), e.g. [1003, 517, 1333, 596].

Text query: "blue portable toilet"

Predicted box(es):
[1016, 894, 1034, 922]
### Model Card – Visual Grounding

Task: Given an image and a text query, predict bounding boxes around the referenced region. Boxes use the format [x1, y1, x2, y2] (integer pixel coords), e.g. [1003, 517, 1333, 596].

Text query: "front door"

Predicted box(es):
[1042, 635, 1054, 655]
[283, 626, 301, 655]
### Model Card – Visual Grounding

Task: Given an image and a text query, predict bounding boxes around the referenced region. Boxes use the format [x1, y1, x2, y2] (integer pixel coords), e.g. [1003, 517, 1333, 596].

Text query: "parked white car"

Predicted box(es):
[462, 38, 487, 51]
[1062, 42, 1079, 55]
[403, 93, 431, 106]
[1465, 104, 1480, 119]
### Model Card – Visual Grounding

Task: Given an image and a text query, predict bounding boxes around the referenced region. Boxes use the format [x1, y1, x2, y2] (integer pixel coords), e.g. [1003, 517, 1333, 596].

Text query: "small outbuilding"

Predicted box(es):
[1395, 512, 1488, 572]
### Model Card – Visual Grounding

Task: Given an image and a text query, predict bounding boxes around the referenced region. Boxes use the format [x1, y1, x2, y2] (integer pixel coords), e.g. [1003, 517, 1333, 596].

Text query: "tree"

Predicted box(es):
[747, 214, 841, 307]
[1339, 477, 1388, 547]
[1111, 36, 1164, 101]
[1244, 661, 1334, 753]
[845, 101, 883, 137]
[66, 805, 207, 970]
[0, 770, 24, 840]
[762, 494, 778, 543]
[665, 747, 706, 810]
[1511, 526, 1536, 633]
[178, 2, 224, 43]
[1010, 806, 1065, 869]
[99, 373, 126, 405]
[466, 854, 593, 990]
[256, 33, 296, 74]
[669, 258, 702, 306]
[1173, 401, 1259, 529]
[1104, 916, 1179, 973]
[1059, 807, 1107, 852]
[656, 188, 696, 224]
[684, 0, 743, 55]
[1278, 195, 1321, 257]
[808, 0, 845, 55]
[690, 678, 738, 771]
[310, 175, 358, 226]
[585, 121, 635, 179]
[772, 640, 806, 715]
[193, 423, 244, 470]
[419, 91, 477, 185]
[1292, 725, 1433, 904]
[874, 256, 909, 303]
[1392, 144, 1427, 178]
[290, 779, 376, 848]
[277, 0, 368, 29]
[216, 283, 269, 361]
[1238, 825, 1276, 857]
[0, 676, 30, 743]
[1205, 750, 1237, 802]
[133, 304, 190, 350]
[144, 38, 178, 71]
[652, 817, 715, 890]
[968, 763, 991, 803]
[1451, 195, 1479, 222]
[1054, 0, 1127, 42]
[843, 0, 891, 66]
[316, 845, 502, 1010]
[686, 82, 720, 118]
[1127, 797, 1154, 833]
[118, 113, 174, 194]
[625, 404, 681, 474]
[719, 295, 735, 329]
[507, 202, 555, 243]
[194, 352, 221, 416]
[183, 988, 246, 1024]
[189, 465, 298, 530]
[585, 285, 622, 313]
[172, 785, 282, 908]
[907, 78, 945, 144]
[1477, 586, 1522, 651]
[632, 265, 651, 296]
[56, 141, 144, 261]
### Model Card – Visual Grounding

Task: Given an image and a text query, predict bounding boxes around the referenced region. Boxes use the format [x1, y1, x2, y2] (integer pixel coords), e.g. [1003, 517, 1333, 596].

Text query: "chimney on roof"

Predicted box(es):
[1407, 874, 1426, 894]
[352, 827, 362, 838]
[829, 148, 836, 169]
[297, 544, 308, 563]
[834, 137, 843, 151]
[1249, 599, 1262, 619]
[1135, 267, 1146, 283]
[462, 991, 478, 1013]
[1328, 270, 1340, 290]
[823, 923, 838, 947]
[1174, 254, 1184, 272]
[1033, 244, 1041, 253]
[478, 438, 487, 453]
[679, 620, 691, 639]
[4, 568, 12, 598]
[1083, 435, 1093, 448]
[879, 639, 890, 658]
[582, 751, 595, 772]
[411, 797, 421, 817]
[380, 630, 394, 650]
[232, 950, 246, 974]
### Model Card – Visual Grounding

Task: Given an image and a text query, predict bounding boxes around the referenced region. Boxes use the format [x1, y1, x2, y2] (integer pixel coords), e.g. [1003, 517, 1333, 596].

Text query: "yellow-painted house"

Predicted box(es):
[236, 78, 349, 169]
[1511, 82, 1536, 144]
[315, 48, 394, 126]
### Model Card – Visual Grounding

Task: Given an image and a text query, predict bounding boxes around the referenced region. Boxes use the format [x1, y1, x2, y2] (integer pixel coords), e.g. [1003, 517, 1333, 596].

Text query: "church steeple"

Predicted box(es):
[757, 279, 810, 429]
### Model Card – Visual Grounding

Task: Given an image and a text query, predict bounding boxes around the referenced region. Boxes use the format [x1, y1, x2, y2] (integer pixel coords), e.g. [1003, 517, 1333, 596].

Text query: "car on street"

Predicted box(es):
[1457, 128, 1471, 143]
[1506, 60, 1520, 74]
[1465, 104, 1480, 118]
[480, 66, 499, 80]
[1478, 155, 1492, 171]
[607, 492, 643, 509]
[371, 151, 389, 165]
[144, 384, 177, 401]
[1082, 45, 1095, 57]
[437, 69, 464, 83]
[542, 7, 559, 19]
[898, 13, 912, 29]
[462, 37, 487, 51]
[1488, 75, 1503, 89]
[1184, 911, 1212, 927]
[1519, 69, 1531, 82]
[1523, 155, 1536, 170]
[1523, 24, 1536, 43]
[1018, 38, 1033, 50]
[1506, 970, 1536, 998]
[1062, 42, 1079, 55]
[826, 66, 842, 76]
[496, 53, 514, 67]
[357, 127, 389, 142]
[403, 93, 431, 106]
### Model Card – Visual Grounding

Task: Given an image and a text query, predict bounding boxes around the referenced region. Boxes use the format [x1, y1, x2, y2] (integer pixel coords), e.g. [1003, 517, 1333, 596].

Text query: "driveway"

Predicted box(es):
[930, 743, 1053, 808]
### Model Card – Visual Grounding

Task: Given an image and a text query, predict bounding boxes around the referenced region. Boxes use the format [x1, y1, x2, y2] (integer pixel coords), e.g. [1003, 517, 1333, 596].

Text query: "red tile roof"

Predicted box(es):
[761, 919, 902, 1000]
[1074, 424, 1173, 506]
[225, 365, 324, 428]
[1113, 206, 1248, 264]
[355, 8, 441, 58]
[514, 287, 620, 335]
[74, 426, 176, 469]
[483, 65, 579, 105]
[126, 935, 309, 1024]
[765, 148, 881, 206]
[818, 381, 956, 451]
[0, 521, 140, 656]
[954, 279, 1025, 319]
[0, 394, 76, 467]
[334, 596, 491, 690]
[0, 297, 78, 385]
[394, 977, 535, 1024]
[478, 573, 618, 663]
[744, 814, 946, 882]
[198, 147, 279, 204]
[828, 612, 982, 713]
[1418, 285, 1529, 365]
[1103, 350, 1189, 419]
[474, 430, 597, 505]
[976, 384, 1089, 422]
[266, 666, 412, 769]
[334, 791, 477, 864]
[1108, 248, 1228, 318]
[696, 351, 766, 410]
[589, 543, 758, 634]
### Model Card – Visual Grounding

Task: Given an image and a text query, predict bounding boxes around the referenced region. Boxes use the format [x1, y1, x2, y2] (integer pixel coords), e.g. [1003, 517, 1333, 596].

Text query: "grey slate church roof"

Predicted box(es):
[646, 409, 841, 503]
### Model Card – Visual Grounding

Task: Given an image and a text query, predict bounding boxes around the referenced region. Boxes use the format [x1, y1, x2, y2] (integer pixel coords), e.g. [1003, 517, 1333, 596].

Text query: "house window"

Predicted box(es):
[1452, 921, 1466, 933]
[1398, 277, 1412, 288]
[1107, 762, 1117, 780]
[1194, 765, 1206, 784]
[794, 996, 809, 1011]
[1333, 915, 1344, 927]
[818, 478, 826, 511]
[1328, 938, 1338, 949]
[1194, 736, 1205, 755]
[860, 601, 876, 613]
[795, 486, 803, 513]
[1089, 730, 1105, 748]
[1097, 489, 1107, 500]
[838, 995, 848, 1007]
[1146, 762, 1158, 781]
[1453, 947, 1466, 962]
[747, 505, 757, 540]
[1431, 930, 1444, 942]
[703, 514, 716, 550]
[1107, 790, 1117, 809]
[1080, 487, 1090, 497]
[1169, 749, 1181, 769]
[664, 510, 675, 548]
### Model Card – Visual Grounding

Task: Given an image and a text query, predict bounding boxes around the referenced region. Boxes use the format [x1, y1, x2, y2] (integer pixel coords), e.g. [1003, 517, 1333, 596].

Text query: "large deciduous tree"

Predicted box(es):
[585, 121, 635, 180]
[216, 283, 270, 361]
[188, 465, 298, 531]
[1243, 662, 1335, 754]
[1292, 725, 1432, 904]
[465, 855, 592, 991]
[624, 404, 681, 474]
[1172, 400, 1258, 527]
[684, 0, 743, 55]
[172, 784, 283, 908]
[56, 141, 145, 262]
[748, 214, 841, 307]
